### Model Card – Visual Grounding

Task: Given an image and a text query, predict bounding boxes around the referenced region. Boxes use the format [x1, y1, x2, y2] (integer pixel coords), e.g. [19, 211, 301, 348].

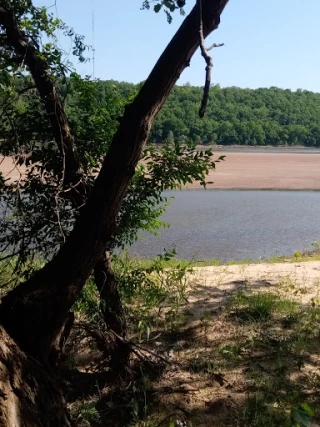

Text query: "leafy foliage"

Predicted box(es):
[141, 0, 186, 23]
[108, 81, 320, 147]
[113, 137, 224, 249]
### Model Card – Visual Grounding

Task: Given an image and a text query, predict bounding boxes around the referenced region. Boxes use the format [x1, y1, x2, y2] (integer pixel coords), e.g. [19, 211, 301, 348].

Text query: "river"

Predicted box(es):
[129, 190, 320, 261]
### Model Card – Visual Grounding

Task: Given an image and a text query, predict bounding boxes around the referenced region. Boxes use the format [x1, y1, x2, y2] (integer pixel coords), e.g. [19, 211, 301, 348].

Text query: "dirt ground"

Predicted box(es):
[3, 151, 320, 190]
[71, 260, 320, 426]
[189, 260, 320, 310]
[0, 156, 26, 183]
[141, 261, 320, 426]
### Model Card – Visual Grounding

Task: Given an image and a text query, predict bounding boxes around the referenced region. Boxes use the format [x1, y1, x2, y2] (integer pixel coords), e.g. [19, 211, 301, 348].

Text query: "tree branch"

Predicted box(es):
[0, 5, 82, 188]
[207, 42, 224, 51]
[16, 84, 36, 95]
[198, 0, 224, 118]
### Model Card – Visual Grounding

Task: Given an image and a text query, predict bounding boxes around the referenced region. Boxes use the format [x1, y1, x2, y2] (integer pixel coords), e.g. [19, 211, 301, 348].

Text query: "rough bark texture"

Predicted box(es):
[94, 251, 130, 369]
[0, 5, 82, 187]
[0, 325, 72, 427]
[94, 251, 126, 337]
[0, 0, 229, 362]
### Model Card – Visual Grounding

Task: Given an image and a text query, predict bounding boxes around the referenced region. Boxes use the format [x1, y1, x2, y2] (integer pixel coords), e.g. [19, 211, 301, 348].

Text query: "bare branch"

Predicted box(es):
[207, 42, 224, 51]
[198, 0, 224, 118]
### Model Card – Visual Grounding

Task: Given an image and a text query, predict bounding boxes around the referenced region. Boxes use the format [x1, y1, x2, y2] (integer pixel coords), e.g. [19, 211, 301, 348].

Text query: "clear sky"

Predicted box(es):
[34, 0, 320, 92]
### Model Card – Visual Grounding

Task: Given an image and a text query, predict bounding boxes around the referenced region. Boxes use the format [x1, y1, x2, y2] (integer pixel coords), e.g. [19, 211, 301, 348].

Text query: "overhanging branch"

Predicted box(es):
[198, 0, 224, 118]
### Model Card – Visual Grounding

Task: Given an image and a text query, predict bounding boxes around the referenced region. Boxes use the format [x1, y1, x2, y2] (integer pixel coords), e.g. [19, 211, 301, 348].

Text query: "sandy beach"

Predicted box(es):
[2, 151, 320, 190]
[188, 151, 320, 190]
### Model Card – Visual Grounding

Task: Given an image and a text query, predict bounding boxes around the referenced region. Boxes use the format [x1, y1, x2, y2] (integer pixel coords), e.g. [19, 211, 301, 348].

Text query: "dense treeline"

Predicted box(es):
[2, 78, 320, 148]
[106, 81, 320, 147]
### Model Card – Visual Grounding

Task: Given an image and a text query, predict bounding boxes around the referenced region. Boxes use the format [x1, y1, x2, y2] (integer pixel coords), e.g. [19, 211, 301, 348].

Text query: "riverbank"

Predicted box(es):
[133, 249, 320, 269]
[187, 151, 320, 190]
[2, 149, 320, 190]
[1, 251, 319, 425]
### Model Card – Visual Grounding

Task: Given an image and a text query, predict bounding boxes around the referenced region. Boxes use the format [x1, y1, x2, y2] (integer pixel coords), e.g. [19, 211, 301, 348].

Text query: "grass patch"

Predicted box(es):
[228, 291, 299, 322]
[129, 248, 320, 269]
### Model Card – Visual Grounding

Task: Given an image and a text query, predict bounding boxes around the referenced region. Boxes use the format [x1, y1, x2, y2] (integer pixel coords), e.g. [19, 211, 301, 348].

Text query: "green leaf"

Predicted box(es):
[154, 4, 162, 12]
[291, 403, 314, 427]
[299, 403, 315, 418]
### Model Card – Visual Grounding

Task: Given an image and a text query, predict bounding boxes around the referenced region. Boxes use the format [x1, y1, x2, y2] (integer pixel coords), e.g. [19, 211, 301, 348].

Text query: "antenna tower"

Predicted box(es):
[92, 4, 95, 79]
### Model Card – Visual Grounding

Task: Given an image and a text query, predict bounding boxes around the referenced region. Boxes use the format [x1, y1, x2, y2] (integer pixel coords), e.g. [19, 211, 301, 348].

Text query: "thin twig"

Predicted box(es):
[207, 42, 224, 51]
[110, 329, 178, 366]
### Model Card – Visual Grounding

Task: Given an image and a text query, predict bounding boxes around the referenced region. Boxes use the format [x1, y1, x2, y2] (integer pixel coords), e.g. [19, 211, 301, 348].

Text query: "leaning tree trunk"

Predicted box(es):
[0, 0, 229, 424]
[94, 251, 126, 337]
[0, 4, 129, 344]
[0, 0, 228, 362]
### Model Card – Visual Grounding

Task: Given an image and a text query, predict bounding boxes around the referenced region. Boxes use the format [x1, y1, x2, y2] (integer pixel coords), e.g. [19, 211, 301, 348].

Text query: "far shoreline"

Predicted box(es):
[184, 150, 320, 190]
[180, 187, 320, 191]
[2, 149, 320, 190]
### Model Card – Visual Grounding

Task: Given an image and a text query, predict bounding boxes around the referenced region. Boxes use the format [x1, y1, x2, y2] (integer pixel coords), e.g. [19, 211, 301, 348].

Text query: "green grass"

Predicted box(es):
[229, 291, 299, 322]
[128, 248, 320, 269]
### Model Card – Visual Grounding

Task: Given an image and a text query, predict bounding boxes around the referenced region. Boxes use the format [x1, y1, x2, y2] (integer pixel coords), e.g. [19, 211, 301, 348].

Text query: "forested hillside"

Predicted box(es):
[2, 78, 320, 148]
[107, 81, 320, 146]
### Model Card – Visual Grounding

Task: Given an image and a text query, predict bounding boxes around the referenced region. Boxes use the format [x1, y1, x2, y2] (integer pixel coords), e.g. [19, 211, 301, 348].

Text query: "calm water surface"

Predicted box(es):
[130, 190, 320, 261]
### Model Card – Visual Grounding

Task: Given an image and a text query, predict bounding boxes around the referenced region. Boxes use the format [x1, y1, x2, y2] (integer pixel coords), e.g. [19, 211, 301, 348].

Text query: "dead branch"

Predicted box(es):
[207, 42, 224, 51]
[110, 329, 177, 366]
[198, 0, 224, 118]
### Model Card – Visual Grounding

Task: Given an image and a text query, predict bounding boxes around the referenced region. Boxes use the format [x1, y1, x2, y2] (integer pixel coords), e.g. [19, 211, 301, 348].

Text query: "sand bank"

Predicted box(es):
[188, 151, 320, 190]
[2, 151, 320, 190]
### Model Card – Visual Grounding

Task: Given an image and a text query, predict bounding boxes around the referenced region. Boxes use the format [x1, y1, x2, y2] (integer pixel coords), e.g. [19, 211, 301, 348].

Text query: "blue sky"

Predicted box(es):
[35, 0, 320, 91]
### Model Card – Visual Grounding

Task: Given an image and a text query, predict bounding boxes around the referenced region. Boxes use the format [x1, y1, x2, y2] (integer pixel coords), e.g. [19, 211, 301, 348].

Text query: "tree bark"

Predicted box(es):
[94, 251, 126, 337]
[0, 4, 82, 188]
[0, 0, 229, 362]
[94, 251, 130, 369]
[0, 325, 72, 426]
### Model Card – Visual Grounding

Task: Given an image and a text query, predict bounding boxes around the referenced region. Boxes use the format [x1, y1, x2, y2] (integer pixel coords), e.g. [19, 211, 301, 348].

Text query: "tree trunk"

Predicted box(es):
[0, 325, 72, 427]
[94, 251, 130, 370]
[94, 251, 126, 337]
[0, 0, 229, 361]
